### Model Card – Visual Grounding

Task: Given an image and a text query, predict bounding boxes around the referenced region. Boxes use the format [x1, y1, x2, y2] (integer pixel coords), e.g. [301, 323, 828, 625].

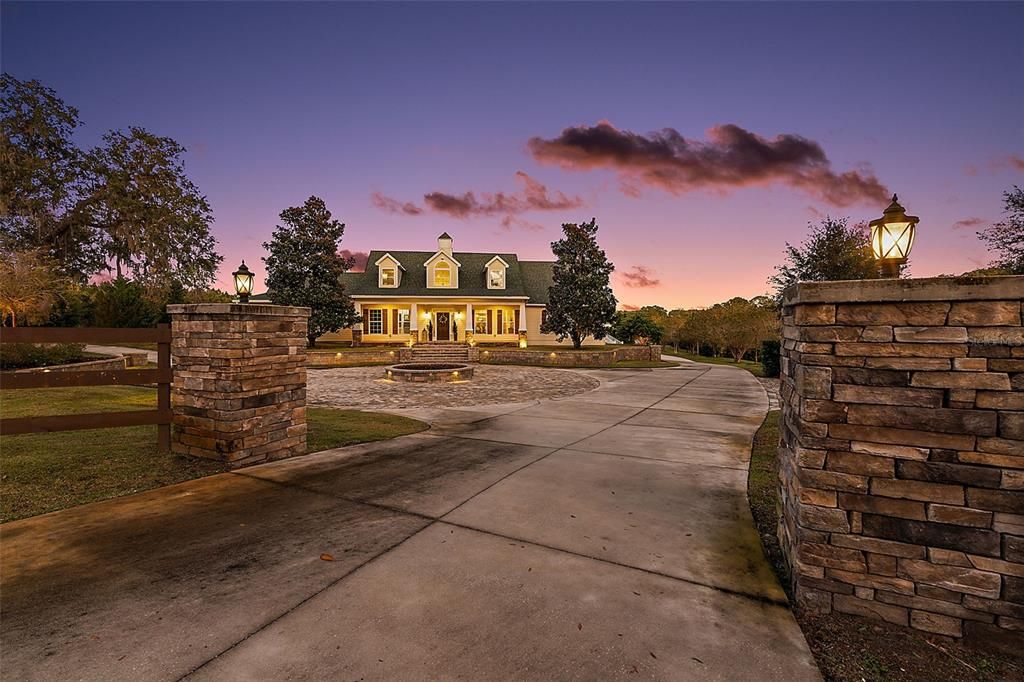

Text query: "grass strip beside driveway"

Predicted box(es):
[0, 385, 426, 523]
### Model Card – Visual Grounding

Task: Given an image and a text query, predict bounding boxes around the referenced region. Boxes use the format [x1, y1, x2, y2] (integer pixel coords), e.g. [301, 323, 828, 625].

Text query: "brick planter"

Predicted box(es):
[168, 303, 310, 467]
[778, 276, 1023, 655]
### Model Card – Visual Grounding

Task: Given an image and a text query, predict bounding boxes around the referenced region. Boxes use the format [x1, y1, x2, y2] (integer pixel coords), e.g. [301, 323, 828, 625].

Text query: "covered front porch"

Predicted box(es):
[353, 298, 528, 346]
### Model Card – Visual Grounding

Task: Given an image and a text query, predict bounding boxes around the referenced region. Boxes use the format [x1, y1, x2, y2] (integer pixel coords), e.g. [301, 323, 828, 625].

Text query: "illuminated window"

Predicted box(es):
[380, 267, 397, 287]
[488, 267, 505, 289]
[475, 310, 488, 334]
[398, 310, 411, 334]
[368, 309, 383, 334]
[434, 262, 451, 287]
[503, 309, 515, 334]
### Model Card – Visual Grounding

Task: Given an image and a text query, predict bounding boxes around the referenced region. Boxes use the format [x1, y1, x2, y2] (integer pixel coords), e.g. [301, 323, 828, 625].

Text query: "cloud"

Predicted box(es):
[527, 121, 890, 206]
[371, 172, 583, 229]
[619, 265, 661, 288]
[619, 304, 640, 312]
[371, 192, 423, 216]
[1007, 155, 1024, 172]
[952, 217, 985, 231]
[340, 249, 369, 272]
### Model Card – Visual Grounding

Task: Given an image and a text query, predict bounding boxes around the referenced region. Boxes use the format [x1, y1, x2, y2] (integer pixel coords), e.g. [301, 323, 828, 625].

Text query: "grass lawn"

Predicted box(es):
[609, 359, 679, 369]
[747, 411, 1021, 681]
[663, 348, 765, 376]
[0, 385, 426, 523]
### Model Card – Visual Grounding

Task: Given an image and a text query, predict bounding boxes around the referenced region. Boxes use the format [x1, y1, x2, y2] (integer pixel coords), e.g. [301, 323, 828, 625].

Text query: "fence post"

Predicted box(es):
[156, 322, 171, 452]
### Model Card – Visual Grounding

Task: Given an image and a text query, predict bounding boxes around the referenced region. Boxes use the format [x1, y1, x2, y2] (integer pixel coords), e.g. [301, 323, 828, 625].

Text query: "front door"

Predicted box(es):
[435, 312, 450, 341]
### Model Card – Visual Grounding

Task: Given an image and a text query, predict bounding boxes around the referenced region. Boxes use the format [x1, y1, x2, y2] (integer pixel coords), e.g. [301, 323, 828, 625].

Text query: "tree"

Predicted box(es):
[80, 127, 222, 288]
[978, 186, 1024, 274]
[1, 75, 222, 286]
[262, 196, 356, 347]
[612, 310, 663, 344]
[541, 218, 617, 348]
[0, 74, 105, 278]
[0, 248, 65, 326]
[769, 217, 881, 300]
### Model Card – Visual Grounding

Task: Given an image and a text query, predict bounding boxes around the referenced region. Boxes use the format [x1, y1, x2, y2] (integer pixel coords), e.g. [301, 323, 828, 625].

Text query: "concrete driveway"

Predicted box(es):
[0, 365, 819, 681]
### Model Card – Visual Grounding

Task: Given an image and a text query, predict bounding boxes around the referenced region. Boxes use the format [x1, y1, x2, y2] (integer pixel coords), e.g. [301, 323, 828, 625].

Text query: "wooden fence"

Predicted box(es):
[0, 325, 172, 451]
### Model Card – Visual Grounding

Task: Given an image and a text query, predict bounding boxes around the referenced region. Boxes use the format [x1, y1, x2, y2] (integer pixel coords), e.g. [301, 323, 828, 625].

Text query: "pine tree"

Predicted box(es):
[542, 218, 617, 348]
[262, 196, 356, 347]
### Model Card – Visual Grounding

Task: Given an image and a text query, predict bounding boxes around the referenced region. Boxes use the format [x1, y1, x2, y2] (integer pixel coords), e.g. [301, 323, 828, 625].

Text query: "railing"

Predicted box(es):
[0, 324, 172, 451]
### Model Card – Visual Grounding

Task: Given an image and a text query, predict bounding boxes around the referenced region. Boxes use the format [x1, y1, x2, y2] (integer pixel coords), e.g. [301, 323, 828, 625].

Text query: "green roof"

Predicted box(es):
[339, 250, 553, 303]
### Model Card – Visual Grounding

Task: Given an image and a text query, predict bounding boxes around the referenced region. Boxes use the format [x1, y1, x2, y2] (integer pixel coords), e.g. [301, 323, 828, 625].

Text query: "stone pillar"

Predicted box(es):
[777, 276, 1023, 655]
[352, 302, 363, 346]
[168, 303, 310, 468]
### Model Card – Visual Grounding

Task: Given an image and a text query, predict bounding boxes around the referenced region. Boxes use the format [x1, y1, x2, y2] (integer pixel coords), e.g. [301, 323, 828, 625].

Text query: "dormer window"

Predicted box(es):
[375, 253, 403, 288]
[434, 262, 452, 287]
[485, 256, 508, 290]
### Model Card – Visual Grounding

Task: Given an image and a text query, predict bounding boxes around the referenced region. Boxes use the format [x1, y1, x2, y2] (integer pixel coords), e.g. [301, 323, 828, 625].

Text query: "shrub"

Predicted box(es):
[761, 339, 781, 378]
[0, 343, 87, 370]
[91, 277, 162, 328]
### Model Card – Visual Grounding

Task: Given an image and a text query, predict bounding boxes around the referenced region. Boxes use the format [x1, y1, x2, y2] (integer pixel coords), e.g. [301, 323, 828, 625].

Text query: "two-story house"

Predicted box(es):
[319, 233, 601, 346]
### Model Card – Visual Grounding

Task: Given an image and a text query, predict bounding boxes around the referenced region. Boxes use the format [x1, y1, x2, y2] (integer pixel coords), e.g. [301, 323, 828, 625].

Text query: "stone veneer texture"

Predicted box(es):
[168, 303, 310, 467]
[777, 276, 1024, 655]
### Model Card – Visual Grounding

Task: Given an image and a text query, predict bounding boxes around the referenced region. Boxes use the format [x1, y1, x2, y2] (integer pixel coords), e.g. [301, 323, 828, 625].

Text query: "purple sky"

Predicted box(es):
[4, 1, 1022, 308]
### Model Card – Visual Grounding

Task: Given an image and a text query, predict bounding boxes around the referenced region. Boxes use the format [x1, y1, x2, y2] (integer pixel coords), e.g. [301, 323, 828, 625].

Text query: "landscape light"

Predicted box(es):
[869, 194, 919, 278]
[232, 260, 255, 302]
[519, 338, 528, 349]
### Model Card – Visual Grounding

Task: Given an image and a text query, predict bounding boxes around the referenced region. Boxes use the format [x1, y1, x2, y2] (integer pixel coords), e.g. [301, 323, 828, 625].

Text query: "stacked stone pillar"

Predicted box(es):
[778, 276, 1023, 655]
[168, 303, 310, 467]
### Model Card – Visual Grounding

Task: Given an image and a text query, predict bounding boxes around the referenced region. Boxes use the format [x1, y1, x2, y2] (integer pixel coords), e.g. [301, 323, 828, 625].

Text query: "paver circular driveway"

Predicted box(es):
[308, 364, 600, 408]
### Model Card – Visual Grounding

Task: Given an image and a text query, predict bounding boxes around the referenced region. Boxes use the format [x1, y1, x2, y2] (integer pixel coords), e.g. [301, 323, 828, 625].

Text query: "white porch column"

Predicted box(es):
[518, 302, 527, 331]
[353, 302, 363, 330]
[465, 303, 473, 329]
[410, 302, 418, 331]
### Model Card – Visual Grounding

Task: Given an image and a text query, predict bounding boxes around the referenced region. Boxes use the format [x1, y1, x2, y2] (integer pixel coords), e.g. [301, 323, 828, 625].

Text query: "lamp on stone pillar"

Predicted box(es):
[869, 194, 919, 279]
[232, 261, 255, 303]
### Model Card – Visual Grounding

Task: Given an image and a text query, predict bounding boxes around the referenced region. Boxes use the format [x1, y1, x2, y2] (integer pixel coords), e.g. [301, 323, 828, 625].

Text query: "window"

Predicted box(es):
[475, 310, 488, 334]
[503, 309, 515, 334]
[398, 310, 411, 334]
[368, 309, 383, 334]
[380, 267, 396, 287]
[434, 262, 451, 287]
[488, 267, 505, 289]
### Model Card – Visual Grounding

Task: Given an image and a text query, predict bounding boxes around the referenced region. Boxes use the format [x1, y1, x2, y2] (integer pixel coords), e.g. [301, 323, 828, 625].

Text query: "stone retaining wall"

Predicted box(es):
[308, 348, 402, 366]
[14, 353, 149, 373]
[479, 344, 661, 367]
[778, 276, 1023, 654]
[168, 303, 310, 467]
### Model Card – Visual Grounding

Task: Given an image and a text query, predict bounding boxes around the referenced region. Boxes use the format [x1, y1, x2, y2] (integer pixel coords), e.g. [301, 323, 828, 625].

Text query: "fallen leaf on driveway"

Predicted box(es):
[320, 553, 335, 561]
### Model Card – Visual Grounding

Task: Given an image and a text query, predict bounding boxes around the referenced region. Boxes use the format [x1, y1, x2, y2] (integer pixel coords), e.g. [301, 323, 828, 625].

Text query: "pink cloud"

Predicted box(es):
[339, 249, 369, 272]
[527, 121, 890, 207]
[619, 265, 661, 288]
[371, 172, 583, 230]
[951, 217, 985, 231]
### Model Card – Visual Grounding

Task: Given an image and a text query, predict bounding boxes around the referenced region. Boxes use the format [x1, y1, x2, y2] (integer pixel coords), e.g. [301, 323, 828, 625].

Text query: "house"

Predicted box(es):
[318, 233, 602, 346]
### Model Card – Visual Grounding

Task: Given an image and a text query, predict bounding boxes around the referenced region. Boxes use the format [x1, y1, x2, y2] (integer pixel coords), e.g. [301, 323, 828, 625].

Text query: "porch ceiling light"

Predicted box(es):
[869, 194, 919, 278]
[232, 260, 255, 302]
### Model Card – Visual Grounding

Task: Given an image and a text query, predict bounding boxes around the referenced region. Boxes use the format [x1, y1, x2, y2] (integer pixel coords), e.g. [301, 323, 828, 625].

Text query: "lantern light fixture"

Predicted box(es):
[869, 194, 919, 278]
[232, 260, 255, 302]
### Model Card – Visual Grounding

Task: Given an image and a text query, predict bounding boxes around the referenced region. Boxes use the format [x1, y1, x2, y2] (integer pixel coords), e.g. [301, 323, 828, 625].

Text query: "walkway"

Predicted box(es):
[0, 365, 819, 680]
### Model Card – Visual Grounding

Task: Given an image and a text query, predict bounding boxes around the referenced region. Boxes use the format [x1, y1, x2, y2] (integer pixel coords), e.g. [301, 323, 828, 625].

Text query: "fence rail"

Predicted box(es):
[0, 324, 172, 451]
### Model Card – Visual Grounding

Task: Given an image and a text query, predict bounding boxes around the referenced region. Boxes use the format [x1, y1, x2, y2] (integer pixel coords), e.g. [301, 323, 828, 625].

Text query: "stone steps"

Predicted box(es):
[409, 344, 470, 363]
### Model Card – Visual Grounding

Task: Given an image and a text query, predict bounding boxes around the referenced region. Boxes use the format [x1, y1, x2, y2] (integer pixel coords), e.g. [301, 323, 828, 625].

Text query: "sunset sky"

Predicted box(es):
[4, 1, 1022, 308]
